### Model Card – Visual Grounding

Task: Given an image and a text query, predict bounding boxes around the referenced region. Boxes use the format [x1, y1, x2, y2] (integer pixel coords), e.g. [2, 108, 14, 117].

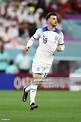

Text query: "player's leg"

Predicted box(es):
[22, 72, 42, 109]
[22, 67, 42, 103]
[30, 73, 42, 110]
[22, 85, 30, 102]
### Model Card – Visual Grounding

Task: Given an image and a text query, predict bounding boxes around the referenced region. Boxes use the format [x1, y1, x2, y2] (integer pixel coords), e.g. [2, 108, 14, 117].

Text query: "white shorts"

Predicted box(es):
[32, 59, 51, 78]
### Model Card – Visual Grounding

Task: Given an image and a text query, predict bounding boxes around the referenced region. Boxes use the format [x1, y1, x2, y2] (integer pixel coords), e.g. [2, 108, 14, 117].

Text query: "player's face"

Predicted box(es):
[47, 15, 58, 27]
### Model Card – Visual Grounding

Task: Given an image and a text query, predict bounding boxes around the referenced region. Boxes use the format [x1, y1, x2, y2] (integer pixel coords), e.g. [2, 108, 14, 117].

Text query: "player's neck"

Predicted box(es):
[47, 25, 56, 31]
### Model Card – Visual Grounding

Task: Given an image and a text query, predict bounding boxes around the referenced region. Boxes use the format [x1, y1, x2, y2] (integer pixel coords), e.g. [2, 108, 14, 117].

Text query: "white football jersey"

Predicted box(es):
[27, 26, 65, 65]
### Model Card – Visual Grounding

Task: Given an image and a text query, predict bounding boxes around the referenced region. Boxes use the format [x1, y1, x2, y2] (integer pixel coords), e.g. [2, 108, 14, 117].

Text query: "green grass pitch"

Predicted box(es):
[0, 90, 81, 122]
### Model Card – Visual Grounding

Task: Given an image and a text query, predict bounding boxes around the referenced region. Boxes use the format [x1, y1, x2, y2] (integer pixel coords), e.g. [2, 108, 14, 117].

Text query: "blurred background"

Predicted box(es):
[0, 0, 81, 90]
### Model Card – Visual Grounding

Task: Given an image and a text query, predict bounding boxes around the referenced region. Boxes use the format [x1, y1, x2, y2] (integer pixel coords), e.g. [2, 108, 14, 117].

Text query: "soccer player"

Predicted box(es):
[22, 12, 65, 110]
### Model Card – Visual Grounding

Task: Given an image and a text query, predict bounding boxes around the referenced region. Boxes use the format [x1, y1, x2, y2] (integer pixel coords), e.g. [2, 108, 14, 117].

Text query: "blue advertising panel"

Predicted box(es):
[0, 73, 15, 90]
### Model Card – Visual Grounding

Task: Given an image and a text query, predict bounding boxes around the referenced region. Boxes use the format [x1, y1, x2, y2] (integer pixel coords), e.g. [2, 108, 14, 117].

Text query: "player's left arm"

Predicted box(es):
[57, 32, 65, 52]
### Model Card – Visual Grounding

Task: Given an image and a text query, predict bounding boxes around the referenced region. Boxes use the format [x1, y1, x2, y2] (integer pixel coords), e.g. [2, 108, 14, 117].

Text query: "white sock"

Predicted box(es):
[25, 86, 31, 92]
[30, 85, 37, 105]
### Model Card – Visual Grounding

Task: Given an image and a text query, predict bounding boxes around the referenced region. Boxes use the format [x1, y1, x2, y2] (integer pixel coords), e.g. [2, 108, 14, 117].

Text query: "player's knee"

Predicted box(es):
[32, 78, 43, 85]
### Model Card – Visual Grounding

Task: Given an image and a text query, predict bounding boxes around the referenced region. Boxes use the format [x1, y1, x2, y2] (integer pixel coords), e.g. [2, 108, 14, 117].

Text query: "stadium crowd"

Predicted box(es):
[0, 0, 81, 74]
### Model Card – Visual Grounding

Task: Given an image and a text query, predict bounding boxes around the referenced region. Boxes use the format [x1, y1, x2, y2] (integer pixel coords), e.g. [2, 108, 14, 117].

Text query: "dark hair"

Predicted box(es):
[45, 12, 57, 20]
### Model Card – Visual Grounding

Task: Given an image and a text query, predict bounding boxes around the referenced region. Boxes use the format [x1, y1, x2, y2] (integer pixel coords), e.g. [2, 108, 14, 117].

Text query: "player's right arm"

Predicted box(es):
[24, 28, 40, 52]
